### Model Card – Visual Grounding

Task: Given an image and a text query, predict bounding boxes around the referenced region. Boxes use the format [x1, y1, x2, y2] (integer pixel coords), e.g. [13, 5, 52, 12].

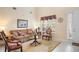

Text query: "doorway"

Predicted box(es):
[67, 13, 72, 40]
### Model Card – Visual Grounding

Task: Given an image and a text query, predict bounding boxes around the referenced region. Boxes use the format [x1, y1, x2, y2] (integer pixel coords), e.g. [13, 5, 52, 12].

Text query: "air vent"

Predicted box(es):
[12, 7, 16, 10]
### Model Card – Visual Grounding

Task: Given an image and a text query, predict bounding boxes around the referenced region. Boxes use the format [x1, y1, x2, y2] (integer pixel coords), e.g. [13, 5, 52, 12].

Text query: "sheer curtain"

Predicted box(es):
[40, 19, 56, 32]
[40, 15, 56, 32]
[67, 13, 72, 40]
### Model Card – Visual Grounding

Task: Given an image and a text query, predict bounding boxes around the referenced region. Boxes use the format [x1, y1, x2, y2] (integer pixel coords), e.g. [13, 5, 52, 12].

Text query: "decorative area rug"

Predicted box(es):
[48, 41, 60, 52]
[0, 39, 60, 52]
[22, 40, 60, 52]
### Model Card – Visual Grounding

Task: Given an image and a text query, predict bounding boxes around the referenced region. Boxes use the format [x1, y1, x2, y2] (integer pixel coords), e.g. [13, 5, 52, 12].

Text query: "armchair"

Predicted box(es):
[0, 31, 23, 52]
[42, 28, 52, 41]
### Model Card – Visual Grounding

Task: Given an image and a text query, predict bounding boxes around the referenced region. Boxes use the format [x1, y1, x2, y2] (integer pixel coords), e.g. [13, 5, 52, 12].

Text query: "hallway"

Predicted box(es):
[53, 40, 79, 52]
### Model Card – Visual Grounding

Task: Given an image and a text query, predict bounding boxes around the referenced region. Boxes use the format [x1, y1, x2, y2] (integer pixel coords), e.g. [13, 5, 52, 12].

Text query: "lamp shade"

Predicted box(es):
[0, 26, 5, 31]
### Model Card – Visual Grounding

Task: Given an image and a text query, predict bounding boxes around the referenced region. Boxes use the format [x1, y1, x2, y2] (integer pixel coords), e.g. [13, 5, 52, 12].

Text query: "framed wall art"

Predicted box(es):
[58, 17, 64, 23]
[17, 19, 28, 28]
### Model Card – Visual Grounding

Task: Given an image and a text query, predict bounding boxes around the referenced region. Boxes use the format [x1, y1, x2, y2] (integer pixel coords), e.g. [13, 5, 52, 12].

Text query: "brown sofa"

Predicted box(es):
[9, 29, 34, 42]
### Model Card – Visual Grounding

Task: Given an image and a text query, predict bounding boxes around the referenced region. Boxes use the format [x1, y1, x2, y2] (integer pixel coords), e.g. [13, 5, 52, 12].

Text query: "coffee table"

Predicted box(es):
[30, 34, 40, 46]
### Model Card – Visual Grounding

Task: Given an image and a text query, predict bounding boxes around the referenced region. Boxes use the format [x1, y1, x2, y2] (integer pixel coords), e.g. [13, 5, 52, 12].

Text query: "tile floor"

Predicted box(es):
[53, 40, 79, 52]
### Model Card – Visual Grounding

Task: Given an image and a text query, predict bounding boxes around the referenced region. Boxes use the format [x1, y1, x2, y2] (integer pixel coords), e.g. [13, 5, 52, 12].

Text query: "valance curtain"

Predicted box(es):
[41, 15, 56, 20]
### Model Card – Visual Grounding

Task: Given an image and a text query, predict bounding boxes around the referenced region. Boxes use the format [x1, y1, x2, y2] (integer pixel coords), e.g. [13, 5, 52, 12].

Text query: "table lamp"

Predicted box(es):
[0, 26, 5, 32]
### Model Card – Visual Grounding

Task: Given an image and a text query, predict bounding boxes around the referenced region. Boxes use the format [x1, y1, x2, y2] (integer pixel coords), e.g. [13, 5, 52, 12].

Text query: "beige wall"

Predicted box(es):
[36, 7, 78, 41]
[0, 7, 37, 34]
[0, 7, 79, 41]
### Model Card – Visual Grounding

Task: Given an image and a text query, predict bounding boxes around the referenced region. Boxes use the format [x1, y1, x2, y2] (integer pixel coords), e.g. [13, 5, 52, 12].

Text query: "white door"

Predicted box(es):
[72, 10, 79, 43]
[67, 13, 72, 40]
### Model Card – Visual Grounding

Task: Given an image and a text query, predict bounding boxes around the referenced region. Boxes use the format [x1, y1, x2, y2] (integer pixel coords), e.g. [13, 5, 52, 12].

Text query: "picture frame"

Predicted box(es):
[17, 19, 28, 28]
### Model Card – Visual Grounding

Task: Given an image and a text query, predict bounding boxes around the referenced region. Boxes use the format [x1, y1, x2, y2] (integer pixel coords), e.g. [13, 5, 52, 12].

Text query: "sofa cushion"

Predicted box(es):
[27, 29, 33, 34]
[16, 36, 25, 39]
[18, 31, 26, 36]
[12, 31, 19, 37]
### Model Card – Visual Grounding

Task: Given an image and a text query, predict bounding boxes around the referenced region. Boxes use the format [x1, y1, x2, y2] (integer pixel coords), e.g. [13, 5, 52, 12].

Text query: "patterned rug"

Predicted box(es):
[48, 41, 60, 52]
[22, 40, 60, 52]
[0, 39, 60, 52]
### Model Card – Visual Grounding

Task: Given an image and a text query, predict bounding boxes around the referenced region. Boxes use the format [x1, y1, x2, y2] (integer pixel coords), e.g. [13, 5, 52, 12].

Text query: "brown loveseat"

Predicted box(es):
[9, 29, 34, 43]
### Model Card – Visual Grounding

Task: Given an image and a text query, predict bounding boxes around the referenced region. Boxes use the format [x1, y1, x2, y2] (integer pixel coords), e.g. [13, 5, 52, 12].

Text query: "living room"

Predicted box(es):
[0, 7, 79, 52]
